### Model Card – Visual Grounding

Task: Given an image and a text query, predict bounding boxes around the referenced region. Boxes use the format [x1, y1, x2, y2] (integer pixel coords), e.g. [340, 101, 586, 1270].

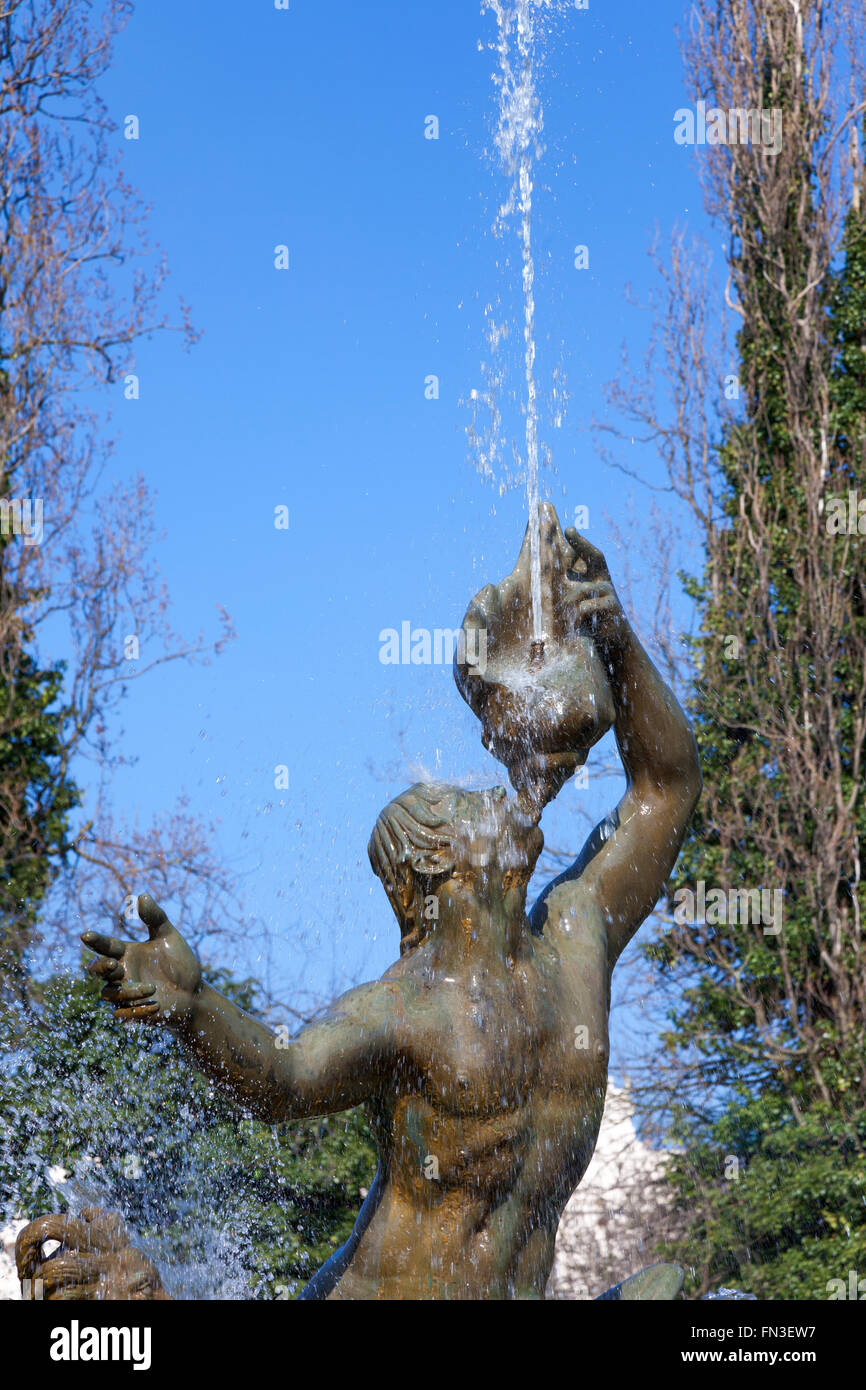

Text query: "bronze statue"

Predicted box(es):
[16, 1208, 171, 1301]
[17, 505, 700, 1300]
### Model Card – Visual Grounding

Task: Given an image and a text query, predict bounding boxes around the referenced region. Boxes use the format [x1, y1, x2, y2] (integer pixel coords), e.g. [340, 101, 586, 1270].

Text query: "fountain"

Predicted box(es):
[15, 503, 702, 1300]
[12, 2, 705, 1303]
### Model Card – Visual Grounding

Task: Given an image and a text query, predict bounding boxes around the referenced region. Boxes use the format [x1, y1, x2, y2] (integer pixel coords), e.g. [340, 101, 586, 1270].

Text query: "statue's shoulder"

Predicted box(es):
[530, 882, 609, 987]
[377, 956, 431, 1012]
[530, 871, 594, 934]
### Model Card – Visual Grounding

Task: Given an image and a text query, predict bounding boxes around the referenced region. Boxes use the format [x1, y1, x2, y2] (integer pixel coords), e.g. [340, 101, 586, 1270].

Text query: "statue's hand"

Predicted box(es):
[455, 503, 622, 812]
[563, 528, 631, 656]
[82, 893, 202, 1027]
[16, 1207, 170, 1300]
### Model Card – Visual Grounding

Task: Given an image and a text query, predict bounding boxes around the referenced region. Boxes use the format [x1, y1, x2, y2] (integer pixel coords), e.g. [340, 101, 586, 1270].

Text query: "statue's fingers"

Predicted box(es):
[16, 1222, 49, 1279]
[118, 1251, 159, 1285]
[577, 593, 619, 616]
[16, 1216, 87, 1278]
[101, 982, 156, 1005]
[136, 893, 174, 941]
[578, 596, 621, 631]
[79, 1206, 127, 1232]
[77, 1208, 129, 1252]
[38, 1252, 106, 1295]
[564, 528, 608, 577]
[87, 956, 123, 981]
[114, 1002, 161, 1023]
[81, 931, 126, 959]
[79, 1206, 110, 1223]
[567, 579, 613, 601]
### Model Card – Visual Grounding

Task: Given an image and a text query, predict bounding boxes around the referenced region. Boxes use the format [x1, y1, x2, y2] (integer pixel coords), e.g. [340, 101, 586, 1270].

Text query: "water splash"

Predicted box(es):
[483, 1, 560, 644]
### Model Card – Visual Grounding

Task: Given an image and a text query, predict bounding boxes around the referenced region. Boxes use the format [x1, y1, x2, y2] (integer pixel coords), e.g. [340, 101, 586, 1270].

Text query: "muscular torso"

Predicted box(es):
[311, 890, 611, 1300]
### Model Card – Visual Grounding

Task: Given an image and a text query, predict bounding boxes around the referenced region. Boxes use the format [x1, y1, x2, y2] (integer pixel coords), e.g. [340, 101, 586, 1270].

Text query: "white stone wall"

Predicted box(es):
[0, 1220, 26, 1301]
[547, 1081, 677, 1300]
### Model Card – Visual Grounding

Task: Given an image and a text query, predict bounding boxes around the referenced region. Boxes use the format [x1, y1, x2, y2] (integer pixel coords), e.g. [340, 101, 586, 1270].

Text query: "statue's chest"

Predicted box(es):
[406, 976, 549, 1118]
[389, 995, 537, 1191]
[383, 969, 607, 1195]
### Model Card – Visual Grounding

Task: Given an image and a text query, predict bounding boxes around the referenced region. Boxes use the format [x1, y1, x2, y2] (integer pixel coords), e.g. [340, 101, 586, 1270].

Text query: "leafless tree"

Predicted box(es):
[0, 2, 243, 994]
[577, 0, 866, 1292]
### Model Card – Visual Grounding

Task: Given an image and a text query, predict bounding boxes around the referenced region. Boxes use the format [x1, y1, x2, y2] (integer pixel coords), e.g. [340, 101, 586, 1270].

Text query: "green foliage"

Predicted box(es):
[661, 1099, 866, 1300]
[649, 120, 866, 1296]
[0, 972, 378, 1299]
[0, 537, 80, 994]
[829, 191, 866, 459]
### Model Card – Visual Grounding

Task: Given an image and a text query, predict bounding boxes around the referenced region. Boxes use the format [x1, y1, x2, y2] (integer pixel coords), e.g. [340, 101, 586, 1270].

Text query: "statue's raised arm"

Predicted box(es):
[455, 502, 702, 969]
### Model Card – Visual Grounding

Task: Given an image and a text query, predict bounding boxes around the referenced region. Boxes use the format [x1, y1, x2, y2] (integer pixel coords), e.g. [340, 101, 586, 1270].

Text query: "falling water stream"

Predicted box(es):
[485, 0, 553, 645]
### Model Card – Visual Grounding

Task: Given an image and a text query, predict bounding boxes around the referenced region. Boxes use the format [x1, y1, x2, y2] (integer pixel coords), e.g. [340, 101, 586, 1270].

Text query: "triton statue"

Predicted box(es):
[17, 504, 700, 1300]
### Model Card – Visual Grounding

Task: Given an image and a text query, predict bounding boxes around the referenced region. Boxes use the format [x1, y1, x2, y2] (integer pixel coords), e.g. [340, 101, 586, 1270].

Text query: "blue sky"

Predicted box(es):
[69, 0, 718, 1030]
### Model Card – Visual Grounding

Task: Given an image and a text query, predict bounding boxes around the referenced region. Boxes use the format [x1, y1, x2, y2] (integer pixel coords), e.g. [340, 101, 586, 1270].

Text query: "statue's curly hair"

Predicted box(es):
[367, 784, 457, 954]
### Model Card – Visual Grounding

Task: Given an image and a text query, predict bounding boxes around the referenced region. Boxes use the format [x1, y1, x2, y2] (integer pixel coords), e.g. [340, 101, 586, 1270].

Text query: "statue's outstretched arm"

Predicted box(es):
[175, 977, 400, 1122]
[531, 534, 701, 966]
[82, 895, 400, 1123]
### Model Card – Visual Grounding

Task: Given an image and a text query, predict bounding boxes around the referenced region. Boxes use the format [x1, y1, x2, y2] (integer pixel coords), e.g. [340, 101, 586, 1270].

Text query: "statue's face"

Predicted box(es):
[369, 783, 544, 948]
[439, 785, 544, 894]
